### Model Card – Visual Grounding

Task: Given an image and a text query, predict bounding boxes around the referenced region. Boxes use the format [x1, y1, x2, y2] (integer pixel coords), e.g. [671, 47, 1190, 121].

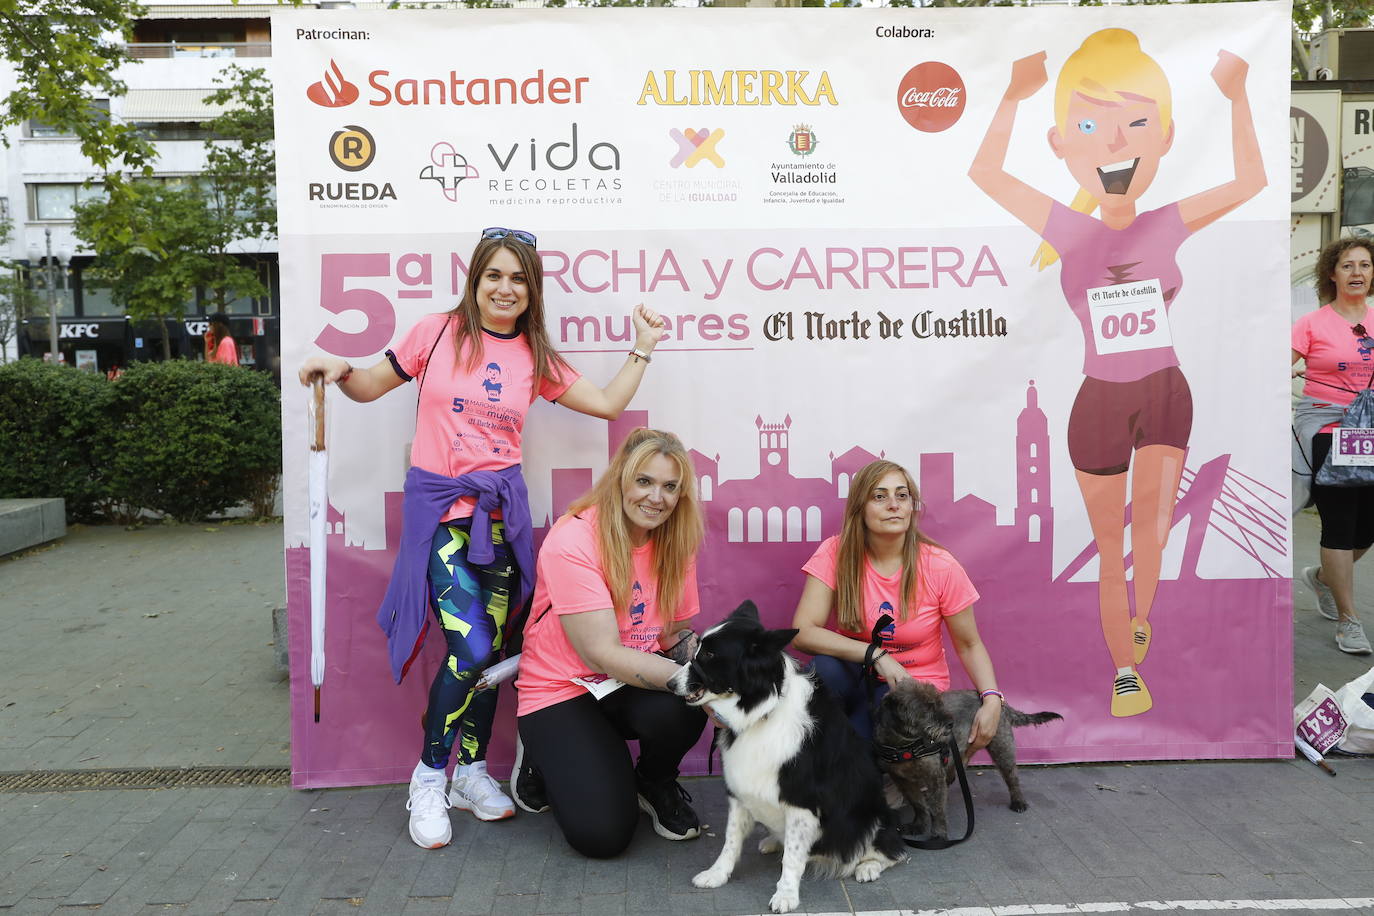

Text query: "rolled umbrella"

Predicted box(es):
[309, 378, 329, 722]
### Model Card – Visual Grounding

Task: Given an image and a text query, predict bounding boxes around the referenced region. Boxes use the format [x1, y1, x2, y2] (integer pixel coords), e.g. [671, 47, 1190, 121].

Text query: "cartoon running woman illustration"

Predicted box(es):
[629, 581, 646, 627]
[968, 29, 1265, 717]
[482, 362, 503, 402]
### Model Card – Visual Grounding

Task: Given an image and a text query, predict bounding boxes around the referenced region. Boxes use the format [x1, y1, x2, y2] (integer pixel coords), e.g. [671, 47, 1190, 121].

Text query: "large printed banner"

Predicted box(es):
[274, 4, 1293, 788]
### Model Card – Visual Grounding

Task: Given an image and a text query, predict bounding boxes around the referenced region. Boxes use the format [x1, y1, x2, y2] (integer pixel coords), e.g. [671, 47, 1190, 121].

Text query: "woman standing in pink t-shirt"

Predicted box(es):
[204, 313, 238, 365]
[299, 228, 667, 851]
[514, 428, 707, 858]
[1292, 238, 1374, 657]
[792, 460, 1005, 757]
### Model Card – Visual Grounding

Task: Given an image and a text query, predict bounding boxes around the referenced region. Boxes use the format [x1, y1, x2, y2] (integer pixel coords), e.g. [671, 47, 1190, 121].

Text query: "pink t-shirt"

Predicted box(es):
[802, 535, 979, 690]
[515, 507, 699, 716]
[1293, 303, 1374, 415]
[388, 314, 579, 520]
[210, 337, 238, 366]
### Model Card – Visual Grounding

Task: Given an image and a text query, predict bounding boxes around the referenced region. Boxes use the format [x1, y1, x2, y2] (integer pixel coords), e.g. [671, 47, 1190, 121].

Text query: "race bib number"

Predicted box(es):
[1332, 428, 1374, 466]
[572, 673, 625, 699]
[1087, 278, 1172, 356]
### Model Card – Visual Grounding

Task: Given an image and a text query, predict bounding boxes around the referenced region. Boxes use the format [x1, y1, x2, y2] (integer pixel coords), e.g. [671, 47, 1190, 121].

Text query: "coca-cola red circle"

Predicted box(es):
[896, 62, 966, 133]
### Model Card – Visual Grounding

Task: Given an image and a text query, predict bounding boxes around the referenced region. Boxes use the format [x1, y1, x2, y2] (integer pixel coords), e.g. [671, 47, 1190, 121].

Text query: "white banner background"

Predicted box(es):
[274, 4, 1293, 788]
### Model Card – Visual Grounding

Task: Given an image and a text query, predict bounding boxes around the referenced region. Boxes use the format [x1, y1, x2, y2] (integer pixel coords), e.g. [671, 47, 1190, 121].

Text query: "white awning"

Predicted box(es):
[139, 3, 280, 19]
[119, 89, 230, 122]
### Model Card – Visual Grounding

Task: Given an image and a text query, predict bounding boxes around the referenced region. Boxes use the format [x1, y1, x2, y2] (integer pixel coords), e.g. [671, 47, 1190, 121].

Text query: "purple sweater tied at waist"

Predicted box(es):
[376, 464, 535, 684]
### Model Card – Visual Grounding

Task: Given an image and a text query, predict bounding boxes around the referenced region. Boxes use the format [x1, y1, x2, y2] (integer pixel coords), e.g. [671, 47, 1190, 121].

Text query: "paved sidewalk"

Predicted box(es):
[2, 514, 1373, 915]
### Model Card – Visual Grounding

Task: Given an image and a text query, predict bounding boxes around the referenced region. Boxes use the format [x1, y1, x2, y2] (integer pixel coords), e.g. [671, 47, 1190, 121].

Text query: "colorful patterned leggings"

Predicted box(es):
[420, 520, 514, 770]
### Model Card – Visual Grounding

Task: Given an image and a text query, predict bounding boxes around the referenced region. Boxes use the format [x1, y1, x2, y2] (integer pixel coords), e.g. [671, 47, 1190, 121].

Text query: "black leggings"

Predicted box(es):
[518, 688, 706, 858]
[1311, 433, 1374, 551]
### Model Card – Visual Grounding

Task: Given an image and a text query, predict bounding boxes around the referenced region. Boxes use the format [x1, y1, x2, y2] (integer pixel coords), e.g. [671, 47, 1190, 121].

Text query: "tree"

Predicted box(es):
[195, 66, 277, 312]
[0, 3, 155, 204]
[1292, 0, 1374, 78]
[73, 182, 219, 360]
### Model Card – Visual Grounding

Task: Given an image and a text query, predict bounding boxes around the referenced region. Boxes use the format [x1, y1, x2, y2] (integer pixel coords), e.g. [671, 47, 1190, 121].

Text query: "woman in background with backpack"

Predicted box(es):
[1293, 238, 1374, 656]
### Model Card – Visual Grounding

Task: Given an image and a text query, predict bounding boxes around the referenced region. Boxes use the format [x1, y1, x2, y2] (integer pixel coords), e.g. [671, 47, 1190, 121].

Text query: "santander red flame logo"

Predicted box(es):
[306, 60, 360, 108]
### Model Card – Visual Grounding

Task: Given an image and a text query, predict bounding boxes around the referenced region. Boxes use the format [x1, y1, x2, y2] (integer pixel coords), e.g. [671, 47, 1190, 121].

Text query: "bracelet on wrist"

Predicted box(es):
[338, 365, 353, 383]
[979, 688, 1005, 703]
[628, 347, 652, 364]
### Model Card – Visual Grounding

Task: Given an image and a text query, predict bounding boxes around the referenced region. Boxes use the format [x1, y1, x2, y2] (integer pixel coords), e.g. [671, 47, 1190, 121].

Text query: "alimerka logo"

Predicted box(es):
[638, 70, 837, 106]
[307, 60, 359, 108]
[896, 62, 965, 132]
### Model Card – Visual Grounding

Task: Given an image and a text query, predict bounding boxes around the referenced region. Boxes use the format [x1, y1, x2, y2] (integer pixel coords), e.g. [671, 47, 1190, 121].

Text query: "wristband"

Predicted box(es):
[338, 365, 353, 383]
[871, 649, 888, 663]
[629, 347, 652, 364]
[979, 689, 1004, 703]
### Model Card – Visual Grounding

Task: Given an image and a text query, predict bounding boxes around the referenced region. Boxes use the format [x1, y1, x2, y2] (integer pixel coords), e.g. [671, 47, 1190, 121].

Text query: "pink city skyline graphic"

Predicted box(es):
[285, 382, 1293, 787]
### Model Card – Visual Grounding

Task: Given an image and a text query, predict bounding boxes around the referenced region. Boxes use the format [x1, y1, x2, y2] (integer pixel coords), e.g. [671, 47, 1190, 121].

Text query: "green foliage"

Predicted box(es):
[0, 2, 153, 175]
[73, 182, 221, 358]
[0, 359, 117, 522]
[201, 66, 278, 244]
[106, 361, 282, 523]
[0, 359, 281, 523]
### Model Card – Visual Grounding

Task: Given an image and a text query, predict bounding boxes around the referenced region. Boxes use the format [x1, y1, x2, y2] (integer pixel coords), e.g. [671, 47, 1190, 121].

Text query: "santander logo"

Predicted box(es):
[307, 60, 360, 108]
[896, 62, 965, 132]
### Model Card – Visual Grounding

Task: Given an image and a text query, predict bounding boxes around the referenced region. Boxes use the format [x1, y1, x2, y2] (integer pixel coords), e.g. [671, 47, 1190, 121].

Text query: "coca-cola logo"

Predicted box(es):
[896, 62, 965, 133]
[307, 60, 359, 108]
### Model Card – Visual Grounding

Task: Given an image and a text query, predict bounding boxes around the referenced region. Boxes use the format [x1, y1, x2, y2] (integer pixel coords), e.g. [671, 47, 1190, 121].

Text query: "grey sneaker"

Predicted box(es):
[1301, 566, 1340, 620]
[1336, 619, 1373, 655]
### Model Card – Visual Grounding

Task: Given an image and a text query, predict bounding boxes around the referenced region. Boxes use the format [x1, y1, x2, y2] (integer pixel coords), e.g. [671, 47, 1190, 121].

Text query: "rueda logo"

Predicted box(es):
[896, 62, 965, 133]
[669, 128, 725, 168]
[329, 125, 375, 171]
[307, 60, 359, 108]
[419, 142, 480, 202]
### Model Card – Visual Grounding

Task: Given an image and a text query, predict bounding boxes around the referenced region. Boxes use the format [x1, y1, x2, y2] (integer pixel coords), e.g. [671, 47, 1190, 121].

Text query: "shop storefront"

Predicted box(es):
[19, 313, 280, 381]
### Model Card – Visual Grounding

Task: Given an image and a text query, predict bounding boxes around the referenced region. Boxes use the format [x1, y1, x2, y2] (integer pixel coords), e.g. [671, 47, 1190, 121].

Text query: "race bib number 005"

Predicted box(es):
[1087, 278, 1173, 356]
[1332, 427, 1374, 466]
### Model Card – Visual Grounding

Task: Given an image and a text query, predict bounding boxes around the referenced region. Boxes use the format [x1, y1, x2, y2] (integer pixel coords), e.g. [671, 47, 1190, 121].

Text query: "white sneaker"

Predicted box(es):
[406, 770, 453, 849]
[449, 761, 515, 821]
[1337, 619, 1373, 655]
[1301, 566, 1340, 620]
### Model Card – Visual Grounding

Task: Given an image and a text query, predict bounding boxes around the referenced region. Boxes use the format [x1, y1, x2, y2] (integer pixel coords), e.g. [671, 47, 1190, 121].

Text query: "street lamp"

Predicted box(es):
[28, 229, 71, 364]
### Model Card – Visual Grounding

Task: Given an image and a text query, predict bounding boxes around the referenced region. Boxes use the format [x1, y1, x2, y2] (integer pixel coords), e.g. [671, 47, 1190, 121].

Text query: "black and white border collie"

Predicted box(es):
[668, 602, 904, 914]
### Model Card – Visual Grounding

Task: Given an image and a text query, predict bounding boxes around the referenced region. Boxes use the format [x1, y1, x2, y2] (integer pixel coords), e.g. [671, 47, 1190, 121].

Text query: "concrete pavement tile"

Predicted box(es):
[2, 901, 60, 916]
[352, 843, 430, 914]
[536, 858, 585, 905]
[577, 894, 628, 916]
[1311, 867, 1374, 898]
[441, 851, 503, 915]
[579, 856, 628, 896]
[309, 898, 369, 914]
[403, 896, 458, 915]
[1006, 874, 1067, 903]
[223, 902, 276, 915]
[408, 845, 470, 898]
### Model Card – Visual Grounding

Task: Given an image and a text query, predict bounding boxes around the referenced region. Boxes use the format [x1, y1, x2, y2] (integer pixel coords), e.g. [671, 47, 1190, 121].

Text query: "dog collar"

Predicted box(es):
[874, 737, 945, 764]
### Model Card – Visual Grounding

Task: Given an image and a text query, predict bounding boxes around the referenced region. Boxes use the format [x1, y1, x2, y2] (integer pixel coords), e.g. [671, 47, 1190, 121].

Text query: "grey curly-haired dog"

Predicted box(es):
[873, 680, 1062, 840]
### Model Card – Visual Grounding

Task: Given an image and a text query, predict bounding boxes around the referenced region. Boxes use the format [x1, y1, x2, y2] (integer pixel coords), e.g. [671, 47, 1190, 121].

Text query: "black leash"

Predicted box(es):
[862, 614, 976, 849]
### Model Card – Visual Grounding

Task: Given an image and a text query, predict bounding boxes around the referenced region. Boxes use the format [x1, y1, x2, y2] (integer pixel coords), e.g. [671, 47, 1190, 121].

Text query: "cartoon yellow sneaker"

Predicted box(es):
[1111, 670, 1152, 718]
[1132, 619, 1152, 666]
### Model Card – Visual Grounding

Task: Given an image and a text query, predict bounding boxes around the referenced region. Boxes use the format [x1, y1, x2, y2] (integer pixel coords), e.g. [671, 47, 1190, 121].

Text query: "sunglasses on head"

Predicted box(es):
[1353, 324, 1374, 350]
[481, 227, 537, 247]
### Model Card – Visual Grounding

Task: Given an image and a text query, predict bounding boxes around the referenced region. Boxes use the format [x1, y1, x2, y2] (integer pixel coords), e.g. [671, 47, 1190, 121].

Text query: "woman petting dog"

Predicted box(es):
[514, 428, 708, 858]
[791, 459, 1005, 758]
[298, 228, 666, 850]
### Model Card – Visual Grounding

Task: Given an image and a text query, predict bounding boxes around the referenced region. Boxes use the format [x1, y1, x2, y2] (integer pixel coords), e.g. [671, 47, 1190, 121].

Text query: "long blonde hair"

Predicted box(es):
[566, 428, 703, 627]
[834, 460, 940, 634]
[1034, 28, 1173, 270]
[446, 235, 571, 384]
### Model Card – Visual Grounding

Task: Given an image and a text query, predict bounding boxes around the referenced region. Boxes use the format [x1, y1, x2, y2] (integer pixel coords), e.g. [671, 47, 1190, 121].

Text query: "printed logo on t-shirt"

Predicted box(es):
[629, 581, 646, 627]
[877, 602, 896, 642]
[482, 362, 504, 402]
